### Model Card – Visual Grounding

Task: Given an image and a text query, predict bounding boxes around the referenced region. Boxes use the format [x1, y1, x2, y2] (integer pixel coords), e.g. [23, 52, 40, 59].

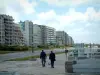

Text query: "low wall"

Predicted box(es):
[65, 61, 77, 73]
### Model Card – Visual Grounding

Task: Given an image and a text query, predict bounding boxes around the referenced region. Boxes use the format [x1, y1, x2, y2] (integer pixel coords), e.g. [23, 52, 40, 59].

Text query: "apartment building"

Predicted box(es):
[33, 24, 42, 46]
[19, 20, 33, 46]
[19, 21, 74, 47]
[39, 25, 56, 45]
[0, 14, 24, 46]
[0, 14, 74, 47]
[56, 31, 68, 46]
[68, 36, 74, 46]
[46, 26, 56, 45]
[13, 24, 24, 46]
[0, 14, 14, 45]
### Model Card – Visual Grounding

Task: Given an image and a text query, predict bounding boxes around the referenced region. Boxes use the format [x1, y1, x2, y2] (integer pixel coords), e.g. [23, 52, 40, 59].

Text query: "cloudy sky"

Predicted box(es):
[0, 0, 100, 43]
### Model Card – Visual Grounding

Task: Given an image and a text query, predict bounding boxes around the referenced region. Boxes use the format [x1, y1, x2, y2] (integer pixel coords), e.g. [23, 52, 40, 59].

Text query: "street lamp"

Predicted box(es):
[32, 43, 34, 53]
[90, 43, 92, 58]
[32, 36, 34, 53]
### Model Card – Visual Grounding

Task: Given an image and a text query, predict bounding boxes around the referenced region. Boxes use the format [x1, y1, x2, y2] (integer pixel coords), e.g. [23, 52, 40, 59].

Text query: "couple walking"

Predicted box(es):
[40, 50, 56, 68]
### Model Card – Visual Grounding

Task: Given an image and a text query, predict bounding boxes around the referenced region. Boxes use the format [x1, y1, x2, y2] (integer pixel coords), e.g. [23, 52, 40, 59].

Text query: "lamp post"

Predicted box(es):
[90, 43, 92, 58]
[32, 35, 34, 53]
[32, 43, 34, 53]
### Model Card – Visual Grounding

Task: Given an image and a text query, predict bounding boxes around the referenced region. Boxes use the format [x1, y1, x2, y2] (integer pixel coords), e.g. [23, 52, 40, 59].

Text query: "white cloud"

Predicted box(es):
[34, 10, 58, 25]
[0, 0, 37, 22]
[0, 0, 13, 7]
[6, 7, 20, 23]
[34, 8, 89, 30]
[41, 0, 100, 7]
[37, 10, 57, 20]
[34, 7, 100, 43]
[18, 0, 37, 14]
[41, 0, 88, 7]
[0, 0, 14, 14]
[0, 0, 20, 22]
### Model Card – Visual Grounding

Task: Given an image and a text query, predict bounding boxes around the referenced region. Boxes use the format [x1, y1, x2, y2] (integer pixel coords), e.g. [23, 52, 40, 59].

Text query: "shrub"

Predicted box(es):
[37, 45, 49, 49]
[0, 45, 28, 51]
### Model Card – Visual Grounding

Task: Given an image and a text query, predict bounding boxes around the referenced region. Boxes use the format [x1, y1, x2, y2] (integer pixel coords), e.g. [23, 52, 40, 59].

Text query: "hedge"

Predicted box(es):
[0, 45, 28, 51]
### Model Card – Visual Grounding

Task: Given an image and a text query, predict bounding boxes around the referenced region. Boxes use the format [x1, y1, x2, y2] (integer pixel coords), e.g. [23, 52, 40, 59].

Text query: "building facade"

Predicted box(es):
[39, 25, 56, 45]
[0, 14, 24, 46]
[46, 26, 56, 45]
[33, 24, 42, 47]
[56, 31, 69, 46]
[13, 24, 24, 46]
[0, 14, 74, 47]
[0, 14, 14, 45]
[68, 36, 74, 46]
[19, 20, 33, 46]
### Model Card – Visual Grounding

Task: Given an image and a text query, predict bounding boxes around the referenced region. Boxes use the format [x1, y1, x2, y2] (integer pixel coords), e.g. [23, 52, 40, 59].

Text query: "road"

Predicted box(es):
[0, 48, 74, 62]
[0, 49, 65, 62]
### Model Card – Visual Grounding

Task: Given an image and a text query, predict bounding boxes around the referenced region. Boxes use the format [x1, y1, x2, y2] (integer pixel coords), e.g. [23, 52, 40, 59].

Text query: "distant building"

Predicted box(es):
[13, 24, 24, 46]
[56, 31, 69, 46]
[0, 14, 74, 47]
[19, 21, 74, 47]
[46, 26, 56, 45]
[19, 22, 57, 46]
[0, 14, 24, 46]
[39, 25, 56, 45]
[0, 14, 14, 45]
[68, 36, 74, 46]
[33, 24, 42, 47]
[19, 20, 33, 46]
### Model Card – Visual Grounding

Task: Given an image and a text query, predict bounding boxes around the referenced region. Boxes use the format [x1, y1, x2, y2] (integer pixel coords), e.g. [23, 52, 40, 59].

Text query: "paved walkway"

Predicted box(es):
[0, 54, 67, 75]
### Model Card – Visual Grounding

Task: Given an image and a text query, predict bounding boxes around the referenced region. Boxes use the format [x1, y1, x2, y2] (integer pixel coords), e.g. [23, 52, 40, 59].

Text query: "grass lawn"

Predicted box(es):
[0, 46, 70, 54]
[8, 52, 65, 61]
[0, 51, 23, 54]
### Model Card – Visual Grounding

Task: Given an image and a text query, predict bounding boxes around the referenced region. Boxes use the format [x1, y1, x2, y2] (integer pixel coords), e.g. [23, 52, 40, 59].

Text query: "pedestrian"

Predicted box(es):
[40, 50, 47, 67]
[49, 51, 56, 68]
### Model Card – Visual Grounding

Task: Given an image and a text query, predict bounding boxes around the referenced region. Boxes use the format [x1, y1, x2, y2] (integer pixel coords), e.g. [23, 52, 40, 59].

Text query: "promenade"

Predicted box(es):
[0, 54, 66, 75]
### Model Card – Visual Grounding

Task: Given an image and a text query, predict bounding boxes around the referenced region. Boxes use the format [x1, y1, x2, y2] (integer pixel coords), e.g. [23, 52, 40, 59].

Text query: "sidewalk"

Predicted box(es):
[0, 54, 66, 75]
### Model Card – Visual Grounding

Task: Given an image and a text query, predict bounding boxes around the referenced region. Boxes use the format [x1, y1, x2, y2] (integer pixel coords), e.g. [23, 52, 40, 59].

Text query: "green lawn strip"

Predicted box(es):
[8, 52, 65, 61]
[0, 51, 23, 54]
[0, 47, 64, 54]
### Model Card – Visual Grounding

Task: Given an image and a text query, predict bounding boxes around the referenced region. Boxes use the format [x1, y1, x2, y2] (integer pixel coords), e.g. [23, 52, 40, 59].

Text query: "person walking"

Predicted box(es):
[40, 50, 47, 67]
[49, 51, 56, 68]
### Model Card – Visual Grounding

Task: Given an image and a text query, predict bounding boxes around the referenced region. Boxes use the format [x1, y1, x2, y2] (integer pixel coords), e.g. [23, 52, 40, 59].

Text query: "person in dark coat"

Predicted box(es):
[49, 51, 56, 68]
[40, 50, 47, 67]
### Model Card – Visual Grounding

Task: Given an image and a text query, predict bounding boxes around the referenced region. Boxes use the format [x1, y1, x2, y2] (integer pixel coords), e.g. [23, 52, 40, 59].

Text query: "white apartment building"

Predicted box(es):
[56, 31, 69, 46]
[13, 24, 24, 46]
[39, 25, 56, 45]
[19, 21, 74, 46]
[0, 14, 14, 45]
[46, 26, 56, 45]
[19, 20, 33, 46]
[0, 14, 24, 46]
[33, 24, 42, 46]
[68, 36, 74, 46]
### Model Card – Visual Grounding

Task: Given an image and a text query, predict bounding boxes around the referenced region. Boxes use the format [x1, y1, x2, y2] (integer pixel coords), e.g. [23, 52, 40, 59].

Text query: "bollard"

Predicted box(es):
[65, 50, 77, 73]
[65, 61, 73, 73]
